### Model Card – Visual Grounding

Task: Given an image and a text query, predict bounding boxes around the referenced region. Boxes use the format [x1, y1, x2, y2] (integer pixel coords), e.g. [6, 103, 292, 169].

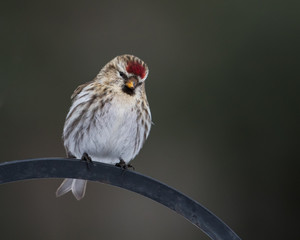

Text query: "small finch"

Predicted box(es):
[56, 55, 151, 200]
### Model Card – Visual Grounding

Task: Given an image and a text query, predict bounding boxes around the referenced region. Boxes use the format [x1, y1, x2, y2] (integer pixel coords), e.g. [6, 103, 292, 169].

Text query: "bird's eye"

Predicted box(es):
[119, 71, 127, 79]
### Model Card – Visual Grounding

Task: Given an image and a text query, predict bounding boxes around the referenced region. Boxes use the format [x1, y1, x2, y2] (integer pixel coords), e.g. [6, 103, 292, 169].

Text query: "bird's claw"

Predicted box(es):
[115, 159, 135, 170]
[81, 152, 94, 169]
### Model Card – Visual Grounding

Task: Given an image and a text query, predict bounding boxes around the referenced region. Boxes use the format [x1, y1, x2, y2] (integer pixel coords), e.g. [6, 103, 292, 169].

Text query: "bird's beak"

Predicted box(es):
[125, 77, 138, 90]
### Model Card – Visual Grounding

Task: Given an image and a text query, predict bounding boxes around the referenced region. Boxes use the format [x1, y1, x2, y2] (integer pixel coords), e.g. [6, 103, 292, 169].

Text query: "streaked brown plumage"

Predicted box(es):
[56, 54, 151, 200]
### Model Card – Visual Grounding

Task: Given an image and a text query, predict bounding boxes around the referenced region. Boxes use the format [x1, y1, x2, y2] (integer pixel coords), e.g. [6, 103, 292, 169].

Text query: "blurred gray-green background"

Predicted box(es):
[1, 1, 299, 239]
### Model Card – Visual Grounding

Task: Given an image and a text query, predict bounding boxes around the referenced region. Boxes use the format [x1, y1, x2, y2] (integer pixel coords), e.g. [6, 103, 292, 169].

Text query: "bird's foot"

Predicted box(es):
[115, 159, 135, 170]
[127, 163, 135, 170]
[81, 152, 94, 169]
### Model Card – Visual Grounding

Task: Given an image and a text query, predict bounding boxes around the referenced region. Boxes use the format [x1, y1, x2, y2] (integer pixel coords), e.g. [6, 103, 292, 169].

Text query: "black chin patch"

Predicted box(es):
[122, 86, 135, 96]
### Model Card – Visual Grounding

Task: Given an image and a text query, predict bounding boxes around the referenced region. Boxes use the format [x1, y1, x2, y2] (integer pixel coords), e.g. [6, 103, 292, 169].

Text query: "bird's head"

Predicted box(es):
[97, 54, 149, 96]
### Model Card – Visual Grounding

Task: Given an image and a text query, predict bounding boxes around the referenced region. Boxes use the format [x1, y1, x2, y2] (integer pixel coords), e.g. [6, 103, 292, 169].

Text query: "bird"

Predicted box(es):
[56, 54, 152, 200]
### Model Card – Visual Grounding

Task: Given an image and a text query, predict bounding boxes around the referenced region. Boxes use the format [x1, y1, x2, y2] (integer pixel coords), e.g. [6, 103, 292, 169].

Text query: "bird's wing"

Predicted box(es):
[71, 79, 95, 100]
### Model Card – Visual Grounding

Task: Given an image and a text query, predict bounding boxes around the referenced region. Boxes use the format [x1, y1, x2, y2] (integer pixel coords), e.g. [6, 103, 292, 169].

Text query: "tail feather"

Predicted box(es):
[72, 179, 87, 200]
[56, 178, 87, 200]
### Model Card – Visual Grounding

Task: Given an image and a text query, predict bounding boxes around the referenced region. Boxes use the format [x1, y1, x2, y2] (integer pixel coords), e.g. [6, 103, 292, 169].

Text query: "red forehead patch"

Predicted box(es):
[126, 62, 146, 79]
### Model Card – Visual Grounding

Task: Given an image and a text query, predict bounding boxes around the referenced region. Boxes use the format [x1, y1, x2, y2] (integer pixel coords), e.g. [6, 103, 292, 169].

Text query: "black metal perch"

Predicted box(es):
[0, 158, 241, 240]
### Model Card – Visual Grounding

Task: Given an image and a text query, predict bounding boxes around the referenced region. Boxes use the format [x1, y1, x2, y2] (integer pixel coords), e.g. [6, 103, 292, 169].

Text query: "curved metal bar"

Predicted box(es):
[0, 158, 241, 240]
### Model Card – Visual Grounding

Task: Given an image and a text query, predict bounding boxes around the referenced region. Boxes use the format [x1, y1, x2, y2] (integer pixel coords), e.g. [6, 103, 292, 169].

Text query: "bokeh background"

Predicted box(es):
[1, 1, 299, 239]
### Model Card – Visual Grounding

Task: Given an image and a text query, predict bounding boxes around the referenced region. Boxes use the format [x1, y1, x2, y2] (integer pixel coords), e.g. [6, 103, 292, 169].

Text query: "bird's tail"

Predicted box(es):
[56, 178, 87, 200]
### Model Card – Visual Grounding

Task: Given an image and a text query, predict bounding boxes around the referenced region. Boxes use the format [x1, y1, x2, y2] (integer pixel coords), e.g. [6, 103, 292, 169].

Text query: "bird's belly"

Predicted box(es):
[78, 104, 139, 164]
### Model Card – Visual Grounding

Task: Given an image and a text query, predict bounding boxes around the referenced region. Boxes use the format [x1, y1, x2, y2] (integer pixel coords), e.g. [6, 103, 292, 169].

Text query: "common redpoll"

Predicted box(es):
[56, 54, 151, 200]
